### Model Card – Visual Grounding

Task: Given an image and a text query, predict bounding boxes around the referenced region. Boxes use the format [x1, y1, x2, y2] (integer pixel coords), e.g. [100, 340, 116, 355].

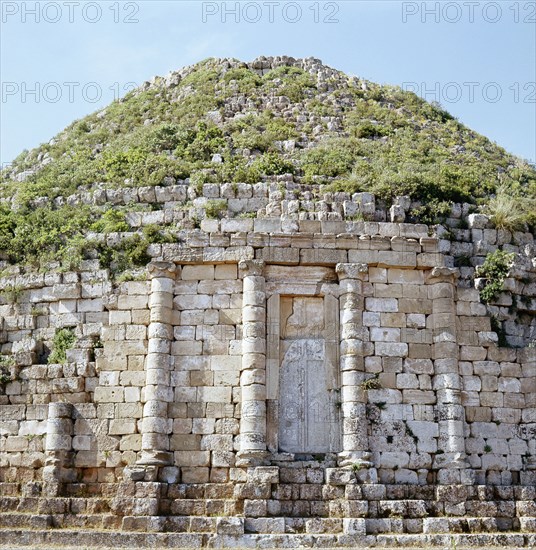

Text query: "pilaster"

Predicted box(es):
[336, 263, 374, 471]
[237, 260, 268, 466]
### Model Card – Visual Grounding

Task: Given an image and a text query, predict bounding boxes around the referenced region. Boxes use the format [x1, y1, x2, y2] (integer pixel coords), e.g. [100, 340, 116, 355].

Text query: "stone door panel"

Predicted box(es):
[277, 296, 340, 454]
[279, 338, 339, 453]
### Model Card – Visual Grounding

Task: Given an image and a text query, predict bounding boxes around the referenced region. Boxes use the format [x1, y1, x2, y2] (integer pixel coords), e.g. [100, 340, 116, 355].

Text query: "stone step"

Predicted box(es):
[0, 514, 53, 529]
[170, 498, 242, 516]
[2, 480, 535, 502]
[0, 496, 113, 514]
[0, 482, 20, 496]
[120, 515, 536, 536]
[167, 482, 236, 500]
[0, 512, 122, 531]
[0, 527, 533, 548]
[422, 517, 516, 534]
[0, 481, 122, 498]
[122, 515, 245, 535]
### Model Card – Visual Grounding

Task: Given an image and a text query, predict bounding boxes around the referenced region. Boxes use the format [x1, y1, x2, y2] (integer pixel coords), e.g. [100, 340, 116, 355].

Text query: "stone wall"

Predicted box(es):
[7, 179, 533, 346]
[1, 217, 535, 504]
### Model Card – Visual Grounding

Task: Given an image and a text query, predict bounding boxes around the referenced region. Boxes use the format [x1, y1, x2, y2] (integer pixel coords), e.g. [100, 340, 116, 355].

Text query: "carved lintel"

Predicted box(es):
[239, 259, 265, 277]
[148, 261, 177, 280]
[335, 263, 368, 280]
[425, 266, 460, 284]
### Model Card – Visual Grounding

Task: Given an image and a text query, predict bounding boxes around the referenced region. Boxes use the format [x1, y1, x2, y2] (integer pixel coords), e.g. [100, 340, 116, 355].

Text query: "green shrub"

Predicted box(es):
[0, 355, 16, 391]
[409, 199, 452, 225]
[141, 224, 175, 244]
[204, 199, 227, 219]
[253, 152, 295, 176]
[102, 148, 147, 182]
[217, 157, 261, 184]
[175, 121, 226, 162]
[262, 66, 316, 102]
[48, 328, 76, 364]
[0, 205, 91, 268]
[353, 121, 391, 139]
[226, 111, 298, 152]
[147, 123, 185, 152]
[0, 284, 23, 304]
[0, 204, 15, 251]
[0, 368, 12, 386]
[300, 140, 356, 182]
[222, 67, 262, 93]
[97, 233, 151, 275]
[476, 250, 515, 303]
[91, 209, 130, 233]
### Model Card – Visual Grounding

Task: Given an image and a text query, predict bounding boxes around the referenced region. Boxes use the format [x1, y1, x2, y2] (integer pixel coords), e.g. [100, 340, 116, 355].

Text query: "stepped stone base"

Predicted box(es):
[1, 479, 535, 547]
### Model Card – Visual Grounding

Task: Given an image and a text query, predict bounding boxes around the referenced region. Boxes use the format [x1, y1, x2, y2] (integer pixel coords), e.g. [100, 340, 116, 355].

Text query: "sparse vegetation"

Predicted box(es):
[483, 185, 534, 231]
[48, 328, 76, 365]
[475, 250, 515, 304]
[360, 374, 382, 391]
[0, 57, 534, 273]
[204, 199, 227, 219]
[0, 355, 16, 390]
[1, 284, 24, 304]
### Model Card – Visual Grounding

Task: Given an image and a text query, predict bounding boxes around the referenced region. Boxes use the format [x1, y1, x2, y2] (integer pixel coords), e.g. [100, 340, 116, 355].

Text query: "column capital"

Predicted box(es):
[148, 261, 177, 280]
[239, 259, 265, 277]
[336, 262, 368, 280]
[425, 266, 459, 284]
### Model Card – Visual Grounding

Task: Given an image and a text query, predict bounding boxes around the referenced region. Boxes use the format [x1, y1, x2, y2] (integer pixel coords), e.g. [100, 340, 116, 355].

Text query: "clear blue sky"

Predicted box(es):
[1, 0, 535, 167]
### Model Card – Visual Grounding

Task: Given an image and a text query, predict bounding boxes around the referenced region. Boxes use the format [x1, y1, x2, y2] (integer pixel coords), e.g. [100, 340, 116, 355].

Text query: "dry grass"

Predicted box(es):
[484, 185, 532, 231]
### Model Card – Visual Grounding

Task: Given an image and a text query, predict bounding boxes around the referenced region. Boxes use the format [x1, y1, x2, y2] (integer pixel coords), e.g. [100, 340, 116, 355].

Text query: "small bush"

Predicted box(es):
[410, 199, 452, 225]
[253, 152, 294, 176]
[300, 140, 355, 183]
[353, 121, 390, 139]
[1, 284, 23, 304]
[217, 157, 260, 184]
[204, 200, 227, 219]
[97, 232, 152, 275]
[0, 356, 16, 393]
[262, 66, 316, 102]
[48, 328, 76, 364]
[141, 224, 175, 244]
[222, 67, 262, 93]
[360, 375, 382, 390]
[2, 205, 92, 268]
[484, 186, 531, 231]
[91, 209, 130, 233]
[475, 250, 515, 303]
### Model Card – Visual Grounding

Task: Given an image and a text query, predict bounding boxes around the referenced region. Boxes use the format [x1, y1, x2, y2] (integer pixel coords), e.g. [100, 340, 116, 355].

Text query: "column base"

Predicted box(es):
[124, 464, 159, 482]
[432, 452, 469, 470]
[337, 451, 374, 469]
[434, 452, 474, 485]
[42, 481, 61, 497]
[137, 450, 174, 466]
[236, 450, 269, 467]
